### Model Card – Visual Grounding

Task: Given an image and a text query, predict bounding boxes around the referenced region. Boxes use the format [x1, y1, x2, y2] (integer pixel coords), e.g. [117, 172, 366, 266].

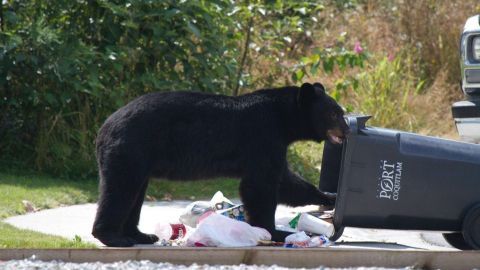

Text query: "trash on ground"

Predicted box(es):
[211, 191, 236, 210]
[297, 213, 334, 238]
[22, 200, 39, 213]
[186, 212, 271, 247]
[164, 190, 336, 248]
[288, 213, 301, 229]
[179, 191, 238, 228]
[155, 222, 191, 241]
[179, 201, 214, 228]
[284, 231, 331, 248]
[218, 204, 245, 221]
[275, 224, 297, 233]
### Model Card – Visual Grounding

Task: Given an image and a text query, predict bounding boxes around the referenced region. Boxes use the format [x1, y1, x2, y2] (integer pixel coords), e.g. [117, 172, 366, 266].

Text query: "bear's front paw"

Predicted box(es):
[271, 229, 293, 242]
[320, 191, 336, 206]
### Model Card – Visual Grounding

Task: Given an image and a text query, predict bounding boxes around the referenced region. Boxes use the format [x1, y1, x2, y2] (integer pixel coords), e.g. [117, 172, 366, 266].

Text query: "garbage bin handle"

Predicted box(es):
[346, 115, 371, 134]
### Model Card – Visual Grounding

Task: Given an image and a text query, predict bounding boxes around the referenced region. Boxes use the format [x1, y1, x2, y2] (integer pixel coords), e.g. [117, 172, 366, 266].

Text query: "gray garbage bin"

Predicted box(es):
[320, 115, 480, 250]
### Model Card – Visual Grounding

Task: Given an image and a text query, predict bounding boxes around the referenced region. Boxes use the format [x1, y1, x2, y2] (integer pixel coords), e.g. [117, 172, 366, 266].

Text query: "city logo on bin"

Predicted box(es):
[377, 160, 403, 201]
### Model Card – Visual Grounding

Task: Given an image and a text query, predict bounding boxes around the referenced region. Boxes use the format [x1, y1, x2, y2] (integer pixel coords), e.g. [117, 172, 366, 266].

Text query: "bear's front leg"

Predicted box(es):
[239, 167, 291, 242]
[277, 168, 336, 207]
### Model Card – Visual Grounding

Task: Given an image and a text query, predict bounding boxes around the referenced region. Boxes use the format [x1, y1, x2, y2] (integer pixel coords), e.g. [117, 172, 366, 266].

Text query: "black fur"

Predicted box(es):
[92, 82, 348, 247]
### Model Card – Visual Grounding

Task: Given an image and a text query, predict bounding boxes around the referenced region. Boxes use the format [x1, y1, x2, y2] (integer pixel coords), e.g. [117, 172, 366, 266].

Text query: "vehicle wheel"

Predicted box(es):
[462, 204, 480, 250]
[329, 226, 344, 241]
[442, 233, 472, 250]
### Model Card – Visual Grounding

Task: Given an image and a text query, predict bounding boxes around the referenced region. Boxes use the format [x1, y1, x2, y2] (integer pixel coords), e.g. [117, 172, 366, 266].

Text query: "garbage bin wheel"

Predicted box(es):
[462, 204, 480, 250]
[442, 233, 472, 250]
[329, 226, 344, 241]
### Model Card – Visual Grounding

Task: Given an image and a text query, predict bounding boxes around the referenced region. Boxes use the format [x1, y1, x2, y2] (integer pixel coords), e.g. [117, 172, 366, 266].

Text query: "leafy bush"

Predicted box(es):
[345, 54, 422, 131]
[231, 0, 328, 93]
[1, 0, 351, 178]
[0, 0, 240, 177]
[3, 0, 469, 180]
[287, 142, 324, 186]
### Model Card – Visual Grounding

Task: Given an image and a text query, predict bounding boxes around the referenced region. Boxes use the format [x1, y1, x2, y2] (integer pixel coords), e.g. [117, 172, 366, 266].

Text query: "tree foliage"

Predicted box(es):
[0, 0, 240, 176]
[0, 0, 361, 177]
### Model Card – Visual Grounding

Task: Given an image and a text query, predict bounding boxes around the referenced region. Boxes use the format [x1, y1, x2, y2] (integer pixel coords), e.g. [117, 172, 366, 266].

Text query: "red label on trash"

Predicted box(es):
[170, 224, 186, 240]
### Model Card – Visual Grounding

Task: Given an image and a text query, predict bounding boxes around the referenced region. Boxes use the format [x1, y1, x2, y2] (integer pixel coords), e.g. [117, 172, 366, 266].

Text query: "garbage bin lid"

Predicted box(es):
[346, 115, 371, 134]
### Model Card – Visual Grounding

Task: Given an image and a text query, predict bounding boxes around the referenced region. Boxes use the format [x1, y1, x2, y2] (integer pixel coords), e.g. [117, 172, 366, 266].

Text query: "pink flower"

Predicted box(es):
[387, 52, 395, 62]
[354, 41, 364, 54]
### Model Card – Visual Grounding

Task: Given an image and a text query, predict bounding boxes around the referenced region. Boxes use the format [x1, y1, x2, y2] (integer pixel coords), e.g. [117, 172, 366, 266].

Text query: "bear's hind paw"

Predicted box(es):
[94, 233, 136, 247]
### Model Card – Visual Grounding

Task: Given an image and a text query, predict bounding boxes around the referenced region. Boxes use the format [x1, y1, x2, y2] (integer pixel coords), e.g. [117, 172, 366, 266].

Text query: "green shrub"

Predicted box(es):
[287, 142, 324, 186]
[345, 54, 423, 131]
[0, 0, 240, 177]
[1, 0, 353, 178]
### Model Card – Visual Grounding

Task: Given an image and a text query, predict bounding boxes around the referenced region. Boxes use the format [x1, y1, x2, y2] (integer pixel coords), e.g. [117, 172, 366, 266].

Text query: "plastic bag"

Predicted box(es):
[284, 231, 331, 248]
[210, 191, 235, 210]
[186, 213, 271, 247]
[179, 201, 214, 228]
[179, 191, 237, 227]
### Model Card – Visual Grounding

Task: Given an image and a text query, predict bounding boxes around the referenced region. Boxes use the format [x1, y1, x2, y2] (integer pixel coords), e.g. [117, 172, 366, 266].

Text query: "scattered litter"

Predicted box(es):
[186, 212, 271, 247]
[145, 195, 157, 201]
[275, 224, 297, 233]
[297, 213, 334, 238]
[154, 223, 190, 241]
[179, 201, 215, 228]
[22, 200, 39, 213]
[218, 204, 245, 222]
[284, 231, 331, 248]
[288, 213, 301, 229]
[162, 193, 173, 201]
[211, 191, 235, 210]
[179, 191, 237, 228]
[164, 191, 336, 248]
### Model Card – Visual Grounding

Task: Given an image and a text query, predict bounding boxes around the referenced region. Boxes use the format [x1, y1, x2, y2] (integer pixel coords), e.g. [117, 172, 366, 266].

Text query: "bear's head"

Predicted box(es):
[298, 82, 349, 144]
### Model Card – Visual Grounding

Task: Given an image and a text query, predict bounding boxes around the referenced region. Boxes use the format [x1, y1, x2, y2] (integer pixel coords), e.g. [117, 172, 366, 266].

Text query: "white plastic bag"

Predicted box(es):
[210, 191, 235, 210]
[179, 191, 236, 228]
[186, 213, 271, 247]
[179, 201, 214, 228]
[284, 231, 331, 248]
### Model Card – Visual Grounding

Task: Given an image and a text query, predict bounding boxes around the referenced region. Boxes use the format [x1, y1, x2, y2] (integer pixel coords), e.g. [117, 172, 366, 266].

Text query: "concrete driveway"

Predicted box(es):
[4, 201, 456, 250]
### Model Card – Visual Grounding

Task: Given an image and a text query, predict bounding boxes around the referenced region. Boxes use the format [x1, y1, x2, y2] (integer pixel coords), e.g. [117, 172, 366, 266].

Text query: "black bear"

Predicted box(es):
[92, 82, 349, 247]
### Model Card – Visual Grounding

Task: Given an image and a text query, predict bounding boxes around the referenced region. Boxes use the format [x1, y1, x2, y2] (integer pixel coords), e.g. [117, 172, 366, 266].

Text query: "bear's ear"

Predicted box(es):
[313, 82, 326, 94]
[297, 82, 325, 108]
[297, 83, 316, 105]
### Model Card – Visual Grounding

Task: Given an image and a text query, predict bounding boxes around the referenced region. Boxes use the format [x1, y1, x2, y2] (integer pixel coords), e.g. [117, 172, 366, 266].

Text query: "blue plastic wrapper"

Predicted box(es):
[218, 205, 245, 222]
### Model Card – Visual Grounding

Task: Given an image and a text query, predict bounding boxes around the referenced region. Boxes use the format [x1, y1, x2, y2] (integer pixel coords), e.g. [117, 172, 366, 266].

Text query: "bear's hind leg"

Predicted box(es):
[92, 178, 136, 247]
[92, 155, 150, 247]
[123, 178, 159, 244]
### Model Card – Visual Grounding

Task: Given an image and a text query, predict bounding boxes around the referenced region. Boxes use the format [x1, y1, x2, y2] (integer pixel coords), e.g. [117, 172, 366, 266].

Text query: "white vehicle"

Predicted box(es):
[452, 15, 480, 143]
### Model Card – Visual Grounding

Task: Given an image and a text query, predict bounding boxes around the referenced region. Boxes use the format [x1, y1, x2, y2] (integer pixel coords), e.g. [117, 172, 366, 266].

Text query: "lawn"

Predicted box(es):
[0, 170, 239, 248]
[0, 222, 96, 248]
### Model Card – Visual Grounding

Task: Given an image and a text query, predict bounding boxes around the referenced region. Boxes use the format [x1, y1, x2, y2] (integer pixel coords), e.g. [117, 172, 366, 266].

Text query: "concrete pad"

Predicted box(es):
[3, 201, 456, 250]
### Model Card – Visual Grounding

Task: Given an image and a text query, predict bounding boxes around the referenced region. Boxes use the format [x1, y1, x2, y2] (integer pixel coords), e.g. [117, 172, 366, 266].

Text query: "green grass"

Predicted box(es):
[0, 172, 99, 219]
[148, 178, 239, 201]
[0, 171, 241, 218]
[0, 142, 322, 248]
[0, 169, 241, 248]
[0, 170, 100, 248]
[0, 222, 97, 248]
